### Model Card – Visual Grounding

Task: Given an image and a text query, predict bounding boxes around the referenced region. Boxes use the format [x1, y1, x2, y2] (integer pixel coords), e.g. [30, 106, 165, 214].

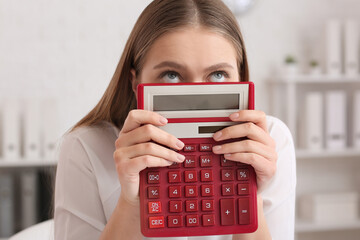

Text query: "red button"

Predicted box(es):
[201, 184, 214, 197]
[200, 155, 213, 167]
[149, 216, 164, 228]
[186, 215, 199, 227]
[184, 145, 197, 152]
[238, 183, 250, 195]
[147, 172, 160, 184]
[169, 185, 181, 198]
[202, 199, 214, 211]
[202, 214, 215, 226]
[168, 215, 183, 228]
[237, 169, 249, 181]
[184, 155, 196, 168]
[220, 155, 235, 167]
[185, 200, 198, 212]
[148, 186, 160, 199]
[238, 198, 250, 224]
[169, 200, 182, 213]
[168, 162, 181, 168]
[185, 185, 198, 197]
[222, 183, 235, 196]
[220, 198, 235, 226]
[168, 171, 181, 183]
[221, 169, 234, 181]
[148, 201, 162, 214]
[184, 170, 197, 182]
[199, 144, 212, 152]
[200, 169, 213, 182]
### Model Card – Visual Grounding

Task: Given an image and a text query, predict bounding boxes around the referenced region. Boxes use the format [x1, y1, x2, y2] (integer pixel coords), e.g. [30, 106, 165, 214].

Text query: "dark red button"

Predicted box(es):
[200, 155, 213, 167]
[169, 185, 181, 198]
[238, 183, 250, 195]
[222, 183, 235, 196]
[202, 199, 214, 211]
[185, 200, 198, 212]
[238, 198, 250, 224]
[220, 155, 235, 167]
[169, 200, 182, 213]
[168, 215, 183, 228]
[221, 169, 234, 181]
[168, 171, 181, 183]
[220, 198, 235, 226]
[200, 169, 213, 182]
[184, 145, 196, 152]
[201, 184, 214, 197]
[184, 170, 197, 182]
[148, 186, 160, 199]
[186, 215, 199, 227]
[199, 144, 212, 152]
[184, 155, 196, 168]
[237, 169, 249, 181]
[147, 172, 160, 184]
[202, 214, 215, 226]
[185, 185, 198, 197]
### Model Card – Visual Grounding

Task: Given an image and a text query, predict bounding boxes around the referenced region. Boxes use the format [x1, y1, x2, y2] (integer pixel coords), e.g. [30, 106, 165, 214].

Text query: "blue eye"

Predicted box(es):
[163, 71, 180, 83]
[210, 72, 226, 82]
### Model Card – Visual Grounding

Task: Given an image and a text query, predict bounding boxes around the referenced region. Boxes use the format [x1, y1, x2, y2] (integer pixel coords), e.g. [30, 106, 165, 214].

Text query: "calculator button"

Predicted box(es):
[200, 169, 213, 182]
[168, 171, 181, 183]
[169, 185, 182, 198]
[169, 200, 183, 213]
[168, 215, 183, 228]
[222, 183, 234, 196]
[238, 183, 250, 195]
[184, 155, 196, 168]
[200, 155, 213, 167]
[238, 198, 250, 224]
[185, 185, 198, 197]
[201, 184, 214, 197]
[184, 145, 197, 152]
[221, 169, 234, 181]
[148, 186, 160, 199]
[237, 169, 249, 181]
[220, 198, 235, 226]
[202, 214, 215, 226]
[168, 162, 181, 168]
[220, 155, 235, 167]
[148, 201, 162, 214]
[149, 216, 164, 228]
[186, 215, 200, 227]
[199, 144, 212, 152]
[184, 170, 197, 182]
[185, 200, 198, 212]
[147, 172, 160, 184]
[202, 199, 214, 211]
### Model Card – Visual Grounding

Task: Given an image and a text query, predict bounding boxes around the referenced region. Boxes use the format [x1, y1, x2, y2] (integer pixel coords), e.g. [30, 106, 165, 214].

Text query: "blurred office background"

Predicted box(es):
[0, 0, 360, 239]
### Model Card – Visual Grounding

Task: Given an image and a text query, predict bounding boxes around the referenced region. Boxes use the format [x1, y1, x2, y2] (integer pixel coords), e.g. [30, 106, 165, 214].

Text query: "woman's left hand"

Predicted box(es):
[212, 110, 277, 191]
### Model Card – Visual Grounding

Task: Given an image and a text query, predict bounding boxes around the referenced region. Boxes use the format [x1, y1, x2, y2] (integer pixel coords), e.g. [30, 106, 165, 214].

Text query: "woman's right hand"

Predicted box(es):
[113, 109, 185, 206]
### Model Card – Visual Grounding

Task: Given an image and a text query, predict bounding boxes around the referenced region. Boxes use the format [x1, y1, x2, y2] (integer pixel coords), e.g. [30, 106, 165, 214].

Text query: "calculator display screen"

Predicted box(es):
[153, 94, 239, 111]
[198, 125, 228, 134]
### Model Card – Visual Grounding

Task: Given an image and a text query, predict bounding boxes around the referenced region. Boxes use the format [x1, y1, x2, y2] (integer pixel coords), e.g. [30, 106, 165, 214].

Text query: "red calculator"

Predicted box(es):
[137, 82, 257, 237]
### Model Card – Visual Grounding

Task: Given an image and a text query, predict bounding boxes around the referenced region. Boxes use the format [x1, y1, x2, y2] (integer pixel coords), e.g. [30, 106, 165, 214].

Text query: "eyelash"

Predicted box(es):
[159, 70, 230, 82]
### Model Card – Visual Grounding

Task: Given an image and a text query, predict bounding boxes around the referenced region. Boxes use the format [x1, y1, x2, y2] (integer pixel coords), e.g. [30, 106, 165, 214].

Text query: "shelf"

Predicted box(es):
[0, 159, 57, 168]
[296, 148, 360, 159]
[296, 218, 360, 232]
[273, 74, 360, 84]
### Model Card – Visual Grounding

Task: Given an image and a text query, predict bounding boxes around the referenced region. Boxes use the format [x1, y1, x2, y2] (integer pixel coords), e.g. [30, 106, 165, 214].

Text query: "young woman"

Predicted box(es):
[54, 0, 296, 239]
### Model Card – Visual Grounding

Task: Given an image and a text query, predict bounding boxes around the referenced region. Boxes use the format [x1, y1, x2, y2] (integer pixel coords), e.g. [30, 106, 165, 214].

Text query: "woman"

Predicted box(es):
[54, 0, 296, 239]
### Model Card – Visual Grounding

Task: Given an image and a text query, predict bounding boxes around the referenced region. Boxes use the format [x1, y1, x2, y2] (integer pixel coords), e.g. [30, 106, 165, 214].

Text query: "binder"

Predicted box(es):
[21, 170, 38, 229]
[326, 20, 342, 76]
[344, 20, 359, 76]
[41, 98, 59, 162]
[24, 98, 41, 161]
[354, 91, 360, 148]
[0, 173, 15, 238]
[325, 91, 347, 149]
[305, 92, 323, 150]
[2, 99, 21, 161]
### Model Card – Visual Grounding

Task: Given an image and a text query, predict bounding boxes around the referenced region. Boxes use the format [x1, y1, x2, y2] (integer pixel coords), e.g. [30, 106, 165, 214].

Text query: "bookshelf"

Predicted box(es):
[270, 74, 360, 239]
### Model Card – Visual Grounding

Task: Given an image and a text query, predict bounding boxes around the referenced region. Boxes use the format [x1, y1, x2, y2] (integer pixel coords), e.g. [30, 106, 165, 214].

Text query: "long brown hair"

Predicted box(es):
[72, 0, 249, 131]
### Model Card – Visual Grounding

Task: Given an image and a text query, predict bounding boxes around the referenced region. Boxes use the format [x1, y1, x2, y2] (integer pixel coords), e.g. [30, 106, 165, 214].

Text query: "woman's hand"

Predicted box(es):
[113, 110, 185, 206]
[212, 110, 277, 191]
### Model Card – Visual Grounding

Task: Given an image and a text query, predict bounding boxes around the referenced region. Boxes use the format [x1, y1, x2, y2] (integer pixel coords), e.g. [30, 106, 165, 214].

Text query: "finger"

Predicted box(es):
[229, 110, 268, 133]
[223, 152, 276, 178]
[212, 139, 277, 161]
[126, 155, 175, 174]
[121, 109, 168, 134]
[213, 122, 274, 146]
[116, 142, 185, 163]
[117, 124, 184, 150]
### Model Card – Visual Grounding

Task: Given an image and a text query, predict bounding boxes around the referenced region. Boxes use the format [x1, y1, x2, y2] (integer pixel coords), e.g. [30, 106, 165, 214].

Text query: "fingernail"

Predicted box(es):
[177, 154, 185, 162]
[213, 131, 222, 140]
[230, 112, 239, 120]
[176, 140, 185, 149]
[213, 145, 222, 152]
[159, 116, 168, 125]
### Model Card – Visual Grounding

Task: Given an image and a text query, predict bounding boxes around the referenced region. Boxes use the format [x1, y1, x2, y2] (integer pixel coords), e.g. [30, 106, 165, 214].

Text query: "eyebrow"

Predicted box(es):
[153, 61, 234, 72]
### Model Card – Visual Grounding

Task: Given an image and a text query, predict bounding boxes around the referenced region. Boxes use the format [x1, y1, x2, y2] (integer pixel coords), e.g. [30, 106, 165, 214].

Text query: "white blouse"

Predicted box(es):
[54, 116, 296, 240]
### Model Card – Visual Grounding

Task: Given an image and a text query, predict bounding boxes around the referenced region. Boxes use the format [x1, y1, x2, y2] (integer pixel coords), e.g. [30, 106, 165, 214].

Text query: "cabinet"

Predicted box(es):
[270, 75, 360, 240]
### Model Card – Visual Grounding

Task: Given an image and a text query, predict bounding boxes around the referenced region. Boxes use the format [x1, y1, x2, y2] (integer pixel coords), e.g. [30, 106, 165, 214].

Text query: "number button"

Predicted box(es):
[186, 215, 199, 227]
[185, 185, 198, 197]
[169, 200, 183, 213]
[202, 199, 214, 211]
[147, 172, 160, 184]
[184, 170, 197, 182]
[168, 171, 181, 183]
[169, 185, 181, 198]
[200, 169, 213, 182]
[148, 186, 160, 199]
[199, 144, 212, 152]
[168, 215, 183, 228]
[185, 200, 198, 212]
[221, 169, 234, 181]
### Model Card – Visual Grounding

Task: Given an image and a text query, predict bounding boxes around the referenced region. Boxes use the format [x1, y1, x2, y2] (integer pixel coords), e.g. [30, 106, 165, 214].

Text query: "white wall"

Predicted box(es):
[1, 0, 359, 134]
